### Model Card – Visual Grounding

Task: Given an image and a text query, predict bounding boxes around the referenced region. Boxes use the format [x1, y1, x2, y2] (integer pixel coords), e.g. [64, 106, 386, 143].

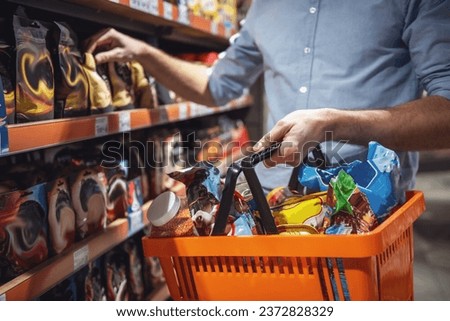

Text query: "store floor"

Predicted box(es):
[413, 168, 450, 301]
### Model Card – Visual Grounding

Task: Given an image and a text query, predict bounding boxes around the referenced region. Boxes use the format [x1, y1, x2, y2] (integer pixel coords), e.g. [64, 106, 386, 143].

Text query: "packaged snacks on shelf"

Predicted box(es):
[104, 248, 129, 301]
[46, 177, 76, 256]
[70, 164, 107, 240]
[82, 53, 113, 114]
[0, 182, 49, 285]
[122, 238, 145, 300]
[104, 161, 128, 224]
[51, 22, 89, 118]
[299, 141, 402, 222]
[130, 61, 156, 109]
[109, 62, 135, 111]
[79, 259, 107, 301]
[13, 15, 54, 122]
[0, 40, 15, 124]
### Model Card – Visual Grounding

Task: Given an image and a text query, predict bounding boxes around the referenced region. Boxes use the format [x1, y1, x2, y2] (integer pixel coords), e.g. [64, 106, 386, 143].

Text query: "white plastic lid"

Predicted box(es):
[147, 191, 181, 227]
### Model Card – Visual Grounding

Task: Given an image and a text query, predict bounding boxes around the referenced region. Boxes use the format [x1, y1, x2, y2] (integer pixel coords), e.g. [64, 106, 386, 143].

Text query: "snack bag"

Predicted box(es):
[109, 61, 135, 111]
[168, 162, 221, 235]
[324, 170, 378, 235]
[52, 22, 89, 118]
[46, 177, 76, 256]
[0, 41, 15, 124]
[82, 53, 113, 114]
[299, 141, 402, 222]
[13, 15, 54, 122]
[270, 191, 331, 232]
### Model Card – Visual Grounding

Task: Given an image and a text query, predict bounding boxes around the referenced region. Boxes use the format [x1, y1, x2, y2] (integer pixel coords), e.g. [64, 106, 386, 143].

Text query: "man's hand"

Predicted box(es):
[253, 108, 333, 167]
[84, 28, 148, 64]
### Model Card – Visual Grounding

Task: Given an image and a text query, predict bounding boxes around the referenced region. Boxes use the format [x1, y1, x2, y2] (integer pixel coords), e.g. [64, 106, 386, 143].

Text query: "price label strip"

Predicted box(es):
[163, 1, 173, 20]
[73, 245, 89, 271]
[149, 0, 159, 15]
[119, 111, 131, 132]
[178, 4, 189, 25]
[211, 21, 218, 35]
[95, 116, 108, 137]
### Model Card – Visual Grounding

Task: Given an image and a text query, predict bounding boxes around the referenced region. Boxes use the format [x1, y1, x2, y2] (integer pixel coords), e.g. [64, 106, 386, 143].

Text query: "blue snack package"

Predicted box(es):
[299, 141, 402, 222]
[168, 161, 221, 215]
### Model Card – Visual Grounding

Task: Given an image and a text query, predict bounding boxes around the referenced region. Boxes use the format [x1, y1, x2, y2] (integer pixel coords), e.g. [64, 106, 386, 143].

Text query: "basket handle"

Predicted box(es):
[211, 143, 281, 236]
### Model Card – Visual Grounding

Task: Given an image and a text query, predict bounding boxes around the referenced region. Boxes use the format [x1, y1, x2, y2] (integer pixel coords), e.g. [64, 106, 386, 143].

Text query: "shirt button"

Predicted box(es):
[299, 86, 308, 94]
[304, 47, 311, 54]
[309, 7, 317, 14]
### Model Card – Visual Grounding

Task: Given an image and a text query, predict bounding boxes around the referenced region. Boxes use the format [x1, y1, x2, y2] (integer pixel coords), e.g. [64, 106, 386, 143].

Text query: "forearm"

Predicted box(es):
[329, 95, 450, 150]
[136, 44, 216, 106]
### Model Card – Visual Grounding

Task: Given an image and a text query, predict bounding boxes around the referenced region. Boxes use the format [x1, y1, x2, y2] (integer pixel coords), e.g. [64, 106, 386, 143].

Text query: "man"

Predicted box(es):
[86, 0, 450, 192]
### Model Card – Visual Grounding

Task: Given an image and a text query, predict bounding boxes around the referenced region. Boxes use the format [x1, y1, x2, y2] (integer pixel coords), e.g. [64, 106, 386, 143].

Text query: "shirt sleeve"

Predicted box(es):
[402, 0, 450, 100]
[208, 3, 263, 106]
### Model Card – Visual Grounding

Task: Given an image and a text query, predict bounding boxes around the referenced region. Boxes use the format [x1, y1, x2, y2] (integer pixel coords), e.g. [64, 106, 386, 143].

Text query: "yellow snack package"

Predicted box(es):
[270, 192, 331, 231]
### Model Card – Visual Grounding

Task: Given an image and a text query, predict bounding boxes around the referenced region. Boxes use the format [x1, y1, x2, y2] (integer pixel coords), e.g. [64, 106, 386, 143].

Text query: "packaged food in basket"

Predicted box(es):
[147, 191, 197, 237]
[270, 191, 331, 232]
[324, 170, 378, 235]
[168, 162, 221, 235]
[299, 141, 402, 222]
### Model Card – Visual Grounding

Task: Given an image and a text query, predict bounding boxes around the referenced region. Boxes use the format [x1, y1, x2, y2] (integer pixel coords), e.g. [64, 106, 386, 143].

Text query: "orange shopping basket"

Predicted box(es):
[142, 144, 426, 301]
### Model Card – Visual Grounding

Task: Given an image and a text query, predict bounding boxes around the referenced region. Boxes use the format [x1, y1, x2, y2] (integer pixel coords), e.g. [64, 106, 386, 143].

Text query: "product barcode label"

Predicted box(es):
[128, 211, 143, 236]
[73, 245, 89, 271]
[178, 4, 189, 25]
[119, 112, 131, 132]
[149, 0, 159, 15]
[211, 21, 218, 35]
[95, 117, 108, 137]
[163, 2, 173, 20]
[0, 293, 5, 301]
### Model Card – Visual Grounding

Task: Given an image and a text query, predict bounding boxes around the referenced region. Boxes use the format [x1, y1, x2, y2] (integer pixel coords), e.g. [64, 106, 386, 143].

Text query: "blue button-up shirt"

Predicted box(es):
[208, 0, 450, 192]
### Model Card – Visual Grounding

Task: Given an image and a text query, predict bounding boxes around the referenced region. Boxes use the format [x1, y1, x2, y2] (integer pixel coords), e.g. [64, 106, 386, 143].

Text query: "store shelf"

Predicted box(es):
[0, 182, 186, 301]
[64, 0, 235, 44]
[2, 95, 252, 156]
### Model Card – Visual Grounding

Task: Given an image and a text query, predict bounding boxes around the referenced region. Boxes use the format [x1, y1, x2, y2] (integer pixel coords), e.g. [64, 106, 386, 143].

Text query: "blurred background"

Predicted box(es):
[413, 150, 450, 300]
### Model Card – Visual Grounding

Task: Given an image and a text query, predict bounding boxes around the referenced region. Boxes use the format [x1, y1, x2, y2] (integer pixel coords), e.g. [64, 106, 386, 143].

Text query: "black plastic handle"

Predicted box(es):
[211, 143, 281, 236]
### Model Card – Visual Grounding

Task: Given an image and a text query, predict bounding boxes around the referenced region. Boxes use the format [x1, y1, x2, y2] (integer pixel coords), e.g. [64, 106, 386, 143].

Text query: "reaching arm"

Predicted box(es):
[85, 28, 216, 106]
[254, 95, 450, 166]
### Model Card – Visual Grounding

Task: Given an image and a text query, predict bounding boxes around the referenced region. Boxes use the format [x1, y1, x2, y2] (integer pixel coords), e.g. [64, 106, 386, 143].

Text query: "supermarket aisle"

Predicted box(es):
[413, 168, 450, 301]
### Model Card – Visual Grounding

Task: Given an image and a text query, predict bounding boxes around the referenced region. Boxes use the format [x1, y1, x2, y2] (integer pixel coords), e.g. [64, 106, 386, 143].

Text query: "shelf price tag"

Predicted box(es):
[163, 2, 173, 20]
[149, 0, 159, 15]
[178, 4, 189, 25]
[95, 116, 108, 137]
[130, 0, 147, 12]
[0, 293, 5, 301]
[119, 112, 131, 132]
[211, 21, 218, 35]
[73, 245, 89, 271]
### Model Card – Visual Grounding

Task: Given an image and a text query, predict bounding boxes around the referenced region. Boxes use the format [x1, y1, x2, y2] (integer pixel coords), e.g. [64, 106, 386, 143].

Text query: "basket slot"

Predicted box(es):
[172, 257, 198, 300]
[377, 228, 410, 267]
